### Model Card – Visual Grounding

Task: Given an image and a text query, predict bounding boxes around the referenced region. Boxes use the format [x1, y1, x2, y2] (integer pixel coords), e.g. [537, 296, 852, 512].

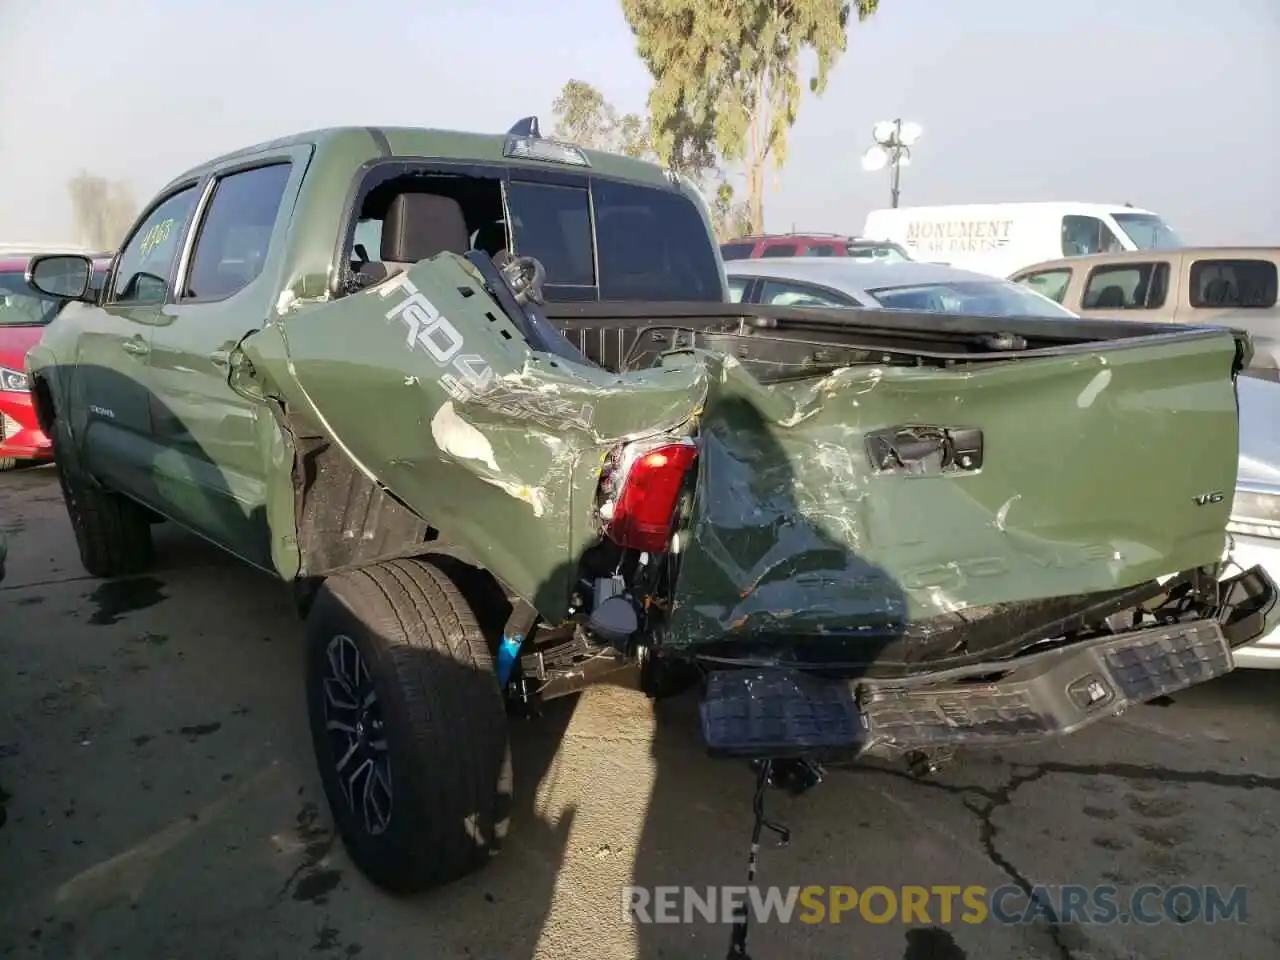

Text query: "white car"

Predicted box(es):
[1227, 375, 1280, 668]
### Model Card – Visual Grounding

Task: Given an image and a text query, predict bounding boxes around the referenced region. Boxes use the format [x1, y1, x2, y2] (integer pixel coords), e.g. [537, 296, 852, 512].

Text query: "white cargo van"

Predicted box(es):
[861, 202, 1183, 278]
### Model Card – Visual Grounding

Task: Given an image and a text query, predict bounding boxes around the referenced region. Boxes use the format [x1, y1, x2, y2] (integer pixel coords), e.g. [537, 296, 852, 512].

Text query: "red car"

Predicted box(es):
[719, 232, 912, 262]
[0, 252, 109, 469]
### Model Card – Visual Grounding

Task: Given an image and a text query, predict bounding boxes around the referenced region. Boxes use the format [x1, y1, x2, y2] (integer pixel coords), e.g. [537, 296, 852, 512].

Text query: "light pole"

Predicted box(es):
[860, 119, 922, 209]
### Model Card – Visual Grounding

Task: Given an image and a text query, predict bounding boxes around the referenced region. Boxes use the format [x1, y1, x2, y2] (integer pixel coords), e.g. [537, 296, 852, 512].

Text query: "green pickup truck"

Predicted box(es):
[22, 120, 1279, 900]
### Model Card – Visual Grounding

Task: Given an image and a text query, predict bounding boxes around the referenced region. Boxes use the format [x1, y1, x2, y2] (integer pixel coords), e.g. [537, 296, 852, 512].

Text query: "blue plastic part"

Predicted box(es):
[496, 633, 524, 687]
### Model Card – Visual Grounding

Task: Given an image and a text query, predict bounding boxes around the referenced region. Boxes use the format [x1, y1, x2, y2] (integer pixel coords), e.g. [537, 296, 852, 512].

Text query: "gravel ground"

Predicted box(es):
[2, 462, 1278, 960]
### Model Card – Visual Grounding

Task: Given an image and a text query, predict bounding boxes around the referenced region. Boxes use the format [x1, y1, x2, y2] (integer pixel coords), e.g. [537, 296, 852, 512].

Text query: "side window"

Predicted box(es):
[760, 279, 854, 307]
[1061, 215, 1124, 257]
[727, 277, 750, 303]
[760, 244, 798, 258]
[802, 244, 840, 257]
[110, 186, 201, 304]
[506, 181, 594, 287]
[1189, 259, 1278, 309]
[1082, 263, 1170, 309]
[1015, 269, 1073, 304]
[184, 163, 292, 301]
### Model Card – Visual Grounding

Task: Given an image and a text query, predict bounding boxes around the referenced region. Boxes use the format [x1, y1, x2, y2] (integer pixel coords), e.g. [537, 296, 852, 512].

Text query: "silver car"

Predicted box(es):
[724, 257, 1078, 318]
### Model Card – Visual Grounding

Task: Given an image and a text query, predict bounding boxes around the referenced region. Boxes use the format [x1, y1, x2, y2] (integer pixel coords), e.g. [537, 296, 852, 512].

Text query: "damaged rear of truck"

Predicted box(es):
[23, 123, 1278, 903]
[239, 249, 1276, 891]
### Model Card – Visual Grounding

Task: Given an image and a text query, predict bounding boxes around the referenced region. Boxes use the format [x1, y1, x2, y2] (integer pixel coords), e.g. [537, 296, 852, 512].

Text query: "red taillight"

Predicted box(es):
[603, 442, 697, 553]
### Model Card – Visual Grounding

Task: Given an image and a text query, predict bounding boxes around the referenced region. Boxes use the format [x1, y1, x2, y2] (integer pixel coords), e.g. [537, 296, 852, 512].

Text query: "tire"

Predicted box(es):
[0, 457, 16, 471]
[304, 557, 512, 894]
[53, 428, 153, 578]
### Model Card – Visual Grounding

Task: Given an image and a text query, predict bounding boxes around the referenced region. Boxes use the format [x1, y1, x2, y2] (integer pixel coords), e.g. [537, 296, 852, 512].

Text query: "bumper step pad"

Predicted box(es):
[700, 619, 1233, 759]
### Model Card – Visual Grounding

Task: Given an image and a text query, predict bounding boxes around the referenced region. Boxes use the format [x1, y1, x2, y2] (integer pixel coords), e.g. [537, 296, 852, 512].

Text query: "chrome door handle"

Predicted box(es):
[122, 337, 149, 356]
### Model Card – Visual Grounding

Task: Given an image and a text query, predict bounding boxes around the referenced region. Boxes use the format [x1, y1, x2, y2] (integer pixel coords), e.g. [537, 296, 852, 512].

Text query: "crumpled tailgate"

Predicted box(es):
[667, 334, 1244, 648]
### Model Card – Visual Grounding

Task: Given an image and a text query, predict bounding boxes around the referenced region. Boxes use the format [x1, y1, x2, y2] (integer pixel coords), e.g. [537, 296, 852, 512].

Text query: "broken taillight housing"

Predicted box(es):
[600, 440, 698, 553]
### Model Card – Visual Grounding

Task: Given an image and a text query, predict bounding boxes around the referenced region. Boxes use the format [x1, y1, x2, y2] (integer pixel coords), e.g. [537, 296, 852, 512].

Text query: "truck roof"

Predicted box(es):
[170, 125, 674, 191]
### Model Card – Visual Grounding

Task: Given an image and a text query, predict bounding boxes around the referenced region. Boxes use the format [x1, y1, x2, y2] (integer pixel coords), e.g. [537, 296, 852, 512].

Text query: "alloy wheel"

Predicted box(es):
[322, 634, 394, 835]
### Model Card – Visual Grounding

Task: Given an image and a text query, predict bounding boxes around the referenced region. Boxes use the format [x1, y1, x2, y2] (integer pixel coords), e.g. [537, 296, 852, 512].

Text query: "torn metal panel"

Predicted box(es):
[666, 338, 1243, 648]
[241, 253, 707, 616]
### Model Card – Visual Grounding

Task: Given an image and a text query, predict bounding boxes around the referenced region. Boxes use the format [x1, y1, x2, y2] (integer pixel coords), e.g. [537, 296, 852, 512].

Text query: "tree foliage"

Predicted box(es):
[551, 79, 655, 160]
[550, 78, 748, 239]
[67, 172, 137, 250]
[622, 0, 880, 233]
[711, 181, 753, 243]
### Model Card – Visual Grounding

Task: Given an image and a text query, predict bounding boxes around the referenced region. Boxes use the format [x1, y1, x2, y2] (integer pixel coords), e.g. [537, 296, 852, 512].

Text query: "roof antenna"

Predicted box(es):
[508, 116, 541, 138]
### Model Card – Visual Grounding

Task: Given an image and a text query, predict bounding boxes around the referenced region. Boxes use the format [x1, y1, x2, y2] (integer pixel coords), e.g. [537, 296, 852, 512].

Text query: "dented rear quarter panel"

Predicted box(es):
[245, 254, 708, 615]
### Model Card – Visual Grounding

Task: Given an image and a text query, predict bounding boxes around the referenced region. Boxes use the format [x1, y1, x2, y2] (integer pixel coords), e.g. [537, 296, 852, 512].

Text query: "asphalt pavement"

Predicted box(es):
[1, 463, 1278, 960]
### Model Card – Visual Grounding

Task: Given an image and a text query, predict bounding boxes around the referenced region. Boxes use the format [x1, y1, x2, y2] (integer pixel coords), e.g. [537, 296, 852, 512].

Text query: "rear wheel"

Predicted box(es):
[53, 427, 153, 577]
[304, 558, 512, 894]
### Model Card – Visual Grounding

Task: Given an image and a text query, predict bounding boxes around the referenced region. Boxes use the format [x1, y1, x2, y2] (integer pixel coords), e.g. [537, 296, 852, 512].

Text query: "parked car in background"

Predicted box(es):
[1009, 248, 1280, 381]
[1227, 375, 1280, 668]
[861, 202, 1183, 279]
[0, 251, 110, 469]
[724, 256, 1079, 318]
[719, 232, 911, 262]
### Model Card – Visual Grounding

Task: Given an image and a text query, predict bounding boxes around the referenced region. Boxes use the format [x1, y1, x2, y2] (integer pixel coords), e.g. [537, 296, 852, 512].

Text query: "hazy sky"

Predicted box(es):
[1, 0, 1276, 245]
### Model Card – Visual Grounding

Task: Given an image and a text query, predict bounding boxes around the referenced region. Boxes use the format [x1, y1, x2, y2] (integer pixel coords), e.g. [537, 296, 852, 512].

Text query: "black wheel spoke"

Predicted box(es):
[322, 633, 393, 836]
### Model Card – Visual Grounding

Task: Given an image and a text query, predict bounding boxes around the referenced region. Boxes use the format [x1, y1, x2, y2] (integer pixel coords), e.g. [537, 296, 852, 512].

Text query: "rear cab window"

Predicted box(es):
[592, 178, 723, 301]
[345, 160, 724, 304]
[1014, 268, 1073, 304]
[1189, 258, 1278, 309]
[505, 176, 723, 302]
[506, 181, 596, 291]
[1082, 262, 1170, 310]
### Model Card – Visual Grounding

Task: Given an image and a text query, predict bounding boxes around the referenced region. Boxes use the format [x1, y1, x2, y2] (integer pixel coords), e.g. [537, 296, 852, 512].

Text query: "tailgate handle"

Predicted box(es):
[866, 425, 983, 475]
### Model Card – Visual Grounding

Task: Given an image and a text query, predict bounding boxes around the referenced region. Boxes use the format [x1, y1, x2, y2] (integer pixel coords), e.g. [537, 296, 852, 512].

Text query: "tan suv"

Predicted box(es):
[1010, 248, 1280, 380]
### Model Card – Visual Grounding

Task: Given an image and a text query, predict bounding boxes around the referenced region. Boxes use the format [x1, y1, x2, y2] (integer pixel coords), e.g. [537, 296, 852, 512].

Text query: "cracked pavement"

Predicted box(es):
[2, 463, 1279, 959]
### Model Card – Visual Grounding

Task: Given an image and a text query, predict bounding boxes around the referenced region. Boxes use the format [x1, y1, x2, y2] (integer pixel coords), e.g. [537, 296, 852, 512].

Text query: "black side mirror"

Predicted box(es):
[26, 254, 94, 301]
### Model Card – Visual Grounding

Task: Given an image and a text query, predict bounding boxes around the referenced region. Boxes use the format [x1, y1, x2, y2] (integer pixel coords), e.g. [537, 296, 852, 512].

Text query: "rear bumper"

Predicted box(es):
[700, 564, 1278, 759]
[0, 390, 51, 460]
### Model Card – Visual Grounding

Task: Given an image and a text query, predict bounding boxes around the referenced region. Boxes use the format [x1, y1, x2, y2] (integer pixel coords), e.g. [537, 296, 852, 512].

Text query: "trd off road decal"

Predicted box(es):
[379, 273, 594, 433]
